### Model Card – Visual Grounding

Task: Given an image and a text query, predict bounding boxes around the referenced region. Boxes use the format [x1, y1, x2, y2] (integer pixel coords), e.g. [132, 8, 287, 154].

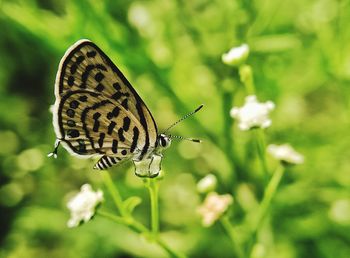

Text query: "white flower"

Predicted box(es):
[267, 144, 304, 165]
[197, 174, 217, 193]
[67, 184, 103, 228]
[222, 44, 249, 66]
[197, 192, 233, 227]
[133, 154, 162, 178]
[230, 95, 275, 130]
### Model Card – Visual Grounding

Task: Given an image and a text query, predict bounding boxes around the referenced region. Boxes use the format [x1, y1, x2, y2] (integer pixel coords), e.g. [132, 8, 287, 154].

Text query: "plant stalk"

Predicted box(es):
[147, 178, 160, 235]
[253, 129, 269, 181]
[254, 164, 285, 231]
[220, 216, 245, 258]
[98, 210, 186, 258]
[101, 171, 127, 217]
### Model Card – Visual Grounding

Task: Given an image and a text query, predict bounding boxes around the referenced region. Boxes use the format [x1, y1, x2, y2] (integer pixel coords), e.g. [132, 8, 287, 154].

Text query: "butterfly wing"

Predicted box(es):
[52, 39, 158, 167]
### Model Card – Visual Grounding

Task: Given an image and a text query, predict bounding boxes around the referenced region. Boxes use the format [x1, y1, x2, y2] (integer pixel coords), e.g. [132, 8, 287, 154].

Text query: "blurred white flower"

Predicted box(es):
[197, 174, 217, 193]
[267, 144, 304, 165]
[128, 3, 155, 38]
[67, 184, 103, 228]
[222, 44, 249, 66]
[197, 192, 233, 227]
[329, 199, 350, 225]
[251, 243, 266, 258]
[230, 95, 275, 130]
[133, 154, 162, 178]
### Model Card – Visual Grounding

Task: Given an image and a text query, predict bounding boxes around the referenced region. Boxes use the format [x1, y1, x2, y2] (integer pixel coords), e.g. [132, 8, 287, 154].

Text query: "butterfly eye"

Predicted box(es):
[160, 138, 166, 147]
[158, 134, 171, 149]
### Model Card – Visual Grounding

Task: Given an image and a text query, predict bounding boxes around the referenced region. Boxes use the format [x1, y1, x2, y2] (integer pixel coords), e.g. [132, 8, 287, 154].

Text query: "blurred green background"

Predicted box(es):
[0, 0, 350, 257]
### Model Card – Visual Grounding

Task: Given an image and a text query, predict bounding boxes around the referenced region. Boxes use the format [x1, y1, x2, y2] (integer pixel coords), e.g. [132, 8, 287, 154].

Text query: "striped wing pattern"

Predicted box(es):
[52, 39, 158, 169]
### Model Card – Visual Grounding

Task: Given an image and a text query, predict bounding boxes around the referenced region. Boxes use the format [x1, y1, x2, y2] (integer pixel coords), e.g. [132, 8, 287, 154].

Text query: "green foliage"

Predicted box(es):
[0, 0, 350, 257]
[123, 196, 142, 215]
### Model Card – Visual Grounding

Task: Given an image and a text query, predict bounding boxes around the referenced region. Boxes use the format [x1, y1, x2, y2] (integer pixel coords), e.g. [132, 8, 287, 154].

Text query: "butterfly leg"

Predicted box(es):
[47, 139, 61, 158]
[93, 155, 121, 170]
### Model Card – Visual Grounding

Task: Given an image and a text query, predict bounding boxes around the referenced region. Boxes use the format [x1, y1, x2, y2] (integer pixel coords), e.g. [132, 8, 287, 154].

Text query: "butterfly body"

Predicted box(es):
[51, 39, 171, 175]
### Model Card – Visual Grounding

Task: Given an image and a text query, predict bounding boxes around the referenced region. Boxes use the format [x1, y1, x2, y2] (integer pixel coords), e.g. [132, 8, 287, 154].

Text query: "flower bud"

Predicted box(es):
[197, 174, 217, 193]
[133, 154, 162, 178]
[222, 44, 249, 67]
[267, 144, 304, 165]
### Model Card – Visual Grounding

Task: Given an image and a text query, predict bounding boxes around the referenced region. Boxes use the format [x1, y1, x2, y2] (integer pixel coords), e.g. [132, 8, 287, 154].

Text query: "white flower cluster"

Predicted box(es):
[222, 44, 250, 67]
[67, 184, 103, 228]
[267, 144, 304, 165]
[197, 192, 233, 227]
[230, 95, 275, 131]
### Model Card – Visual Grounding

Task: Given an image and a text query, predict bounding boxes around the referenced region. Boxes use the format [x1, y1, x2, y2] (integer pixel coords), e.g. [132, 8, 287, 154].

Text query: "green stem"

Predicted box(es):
[255, 165, 285, 231]
[98, 210, 186, 258]
[248, 164, 284, 252]
[248, 165, 285, 254]
[101, 171, 127, 217]
[220, 216, 245, 258]
[239, 64, 255, 95]
[145, 178, 160, 235]
[156, 237, 187, 258]
[100, 173, 185, 257]
[253, 129, 269, 181]
[97, 210, 125, 224]
[97, 210, 145, 231]
[223, 91, 238, 185]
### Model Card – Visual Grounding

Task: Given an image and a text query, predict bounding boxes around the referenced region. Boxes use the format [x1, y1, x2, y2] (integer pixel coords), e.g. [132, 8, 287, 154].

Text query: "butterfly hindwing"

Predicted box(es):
[52, 39, 158, 166]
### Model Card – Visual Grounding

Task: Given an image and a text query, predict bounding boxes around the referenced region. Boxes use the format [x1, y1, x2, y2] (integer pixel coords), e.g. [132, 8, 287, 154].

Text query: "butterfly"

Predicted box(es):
[49, 39, 202, 177]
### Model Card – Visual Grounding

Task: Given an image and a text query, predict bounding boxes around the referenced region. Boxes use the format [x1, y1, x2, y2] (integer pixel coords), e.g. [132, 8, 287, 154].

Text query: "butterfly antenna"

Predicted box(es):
[163, 104, 204, 134]
[169, 135, 202, 143]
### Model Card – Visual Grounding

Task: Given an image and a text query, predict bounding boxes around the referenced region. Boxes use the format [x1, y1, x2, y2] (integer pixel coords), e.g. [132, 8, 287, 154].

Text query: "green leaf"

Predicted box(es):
[123, 196, 142, 214]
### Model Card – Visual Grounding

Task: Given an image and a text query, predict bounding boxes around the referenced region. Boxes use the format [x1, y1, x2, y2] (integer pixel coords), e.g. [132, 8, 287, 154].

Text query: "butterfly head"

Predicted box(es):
[157, 133, 172, 151]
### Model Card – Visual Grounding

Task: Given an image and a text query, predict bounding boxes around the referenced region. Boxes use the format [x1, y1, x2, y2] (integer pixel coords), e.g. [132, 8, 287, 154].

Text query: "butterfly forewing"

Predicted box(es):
[52, 39, 158, 167]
